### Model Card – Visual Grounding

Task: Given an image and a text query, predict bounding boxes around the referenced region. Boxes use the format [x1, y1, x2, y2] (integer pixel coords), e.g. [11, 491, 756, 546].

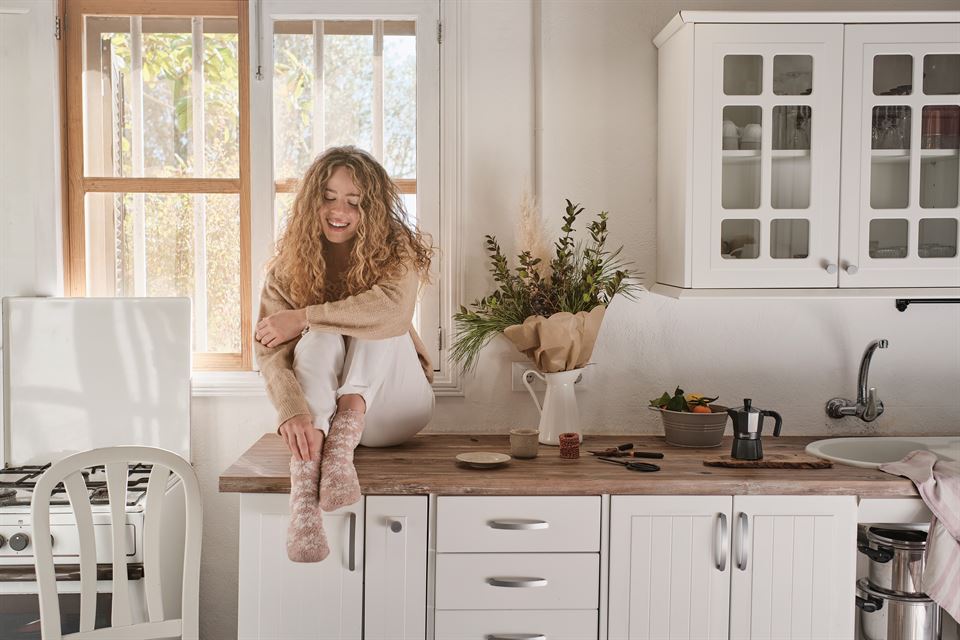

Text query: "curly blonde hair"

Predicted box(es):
[269, 146, 433, 307]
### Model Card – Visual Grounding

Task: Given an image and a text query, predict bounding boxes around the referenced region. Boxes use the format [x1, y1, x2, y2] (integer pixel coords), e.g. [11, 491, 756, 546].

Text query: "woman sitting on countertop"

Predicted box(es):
[254, 146, 435, 562]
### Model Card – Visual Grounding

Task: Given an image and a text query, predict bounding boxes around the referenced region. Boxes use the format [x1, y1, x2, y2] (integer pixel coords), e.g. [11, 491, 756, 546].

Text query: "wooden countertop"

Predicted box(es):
[219, 434, 919, 498]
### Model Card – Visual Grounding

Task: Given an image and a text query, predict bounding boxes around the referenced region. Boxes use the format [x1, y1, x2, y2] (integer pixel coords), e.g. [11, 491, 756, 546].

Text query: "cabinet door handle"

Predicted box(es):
[486, 577, 548, 588]
[348, 512, 357, 572]
[487, 519, 549, 530]
[715, 512, 728, 572]
[389, 519, 403, 533]
[736, 512, 749, 571]
[824, 263, 838, 274]
[487, 635, 547, 640]
[845, 264, 859, 275]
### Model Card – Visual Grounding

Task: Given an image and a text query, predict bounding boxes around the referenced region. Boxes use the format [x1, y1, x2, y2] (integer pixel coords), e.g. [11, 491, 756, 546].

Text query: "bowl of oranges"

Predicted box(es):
[649, 387, 729, 447]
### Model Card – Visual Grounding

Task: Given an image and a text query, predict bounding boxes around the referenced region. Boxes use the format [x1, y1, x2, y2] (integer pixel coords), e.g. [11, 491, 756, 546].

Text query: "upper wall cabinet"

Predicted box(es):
[654, 13, 960, 289]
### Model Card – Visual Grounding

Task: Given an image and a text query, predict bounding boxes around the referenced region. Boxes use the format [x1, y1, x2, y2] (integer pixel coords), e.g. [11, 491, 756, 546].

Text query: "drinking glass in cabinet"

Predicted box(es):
[721, 219, 760, 259]
[923, 54, 960, 95]
[722, 106, 762, 209]
[918, 219, 958, 258]
[723, 55, 762, 95]
[773, 55, 812, 96]
[872, 106, 911, 150]
[920, 106, 959, 209]
[869, 219, 909, 259]
[772, 106, 812, 209]
[873, 54, 913, 96]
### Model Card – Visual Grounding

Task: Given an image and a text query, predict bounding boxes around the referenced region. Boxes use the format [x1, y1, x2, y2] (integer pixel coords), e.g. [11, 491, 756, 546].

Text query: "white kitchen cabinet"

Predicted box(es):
[238, 494, 364, 640]
[608, 495, 857, 640]
[840, 24, 960, 287]
[655, 12, 960, 290]
[729, 495, 857, 640]
[608, 496, 732, 640]
[364, 496, 428, 640]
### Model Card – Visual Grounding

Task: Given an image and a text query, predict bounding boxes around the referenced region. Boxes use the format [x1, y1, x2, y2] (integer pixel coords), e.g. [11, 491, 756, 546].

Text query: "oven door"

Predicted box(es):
[0, 564, 144, 639]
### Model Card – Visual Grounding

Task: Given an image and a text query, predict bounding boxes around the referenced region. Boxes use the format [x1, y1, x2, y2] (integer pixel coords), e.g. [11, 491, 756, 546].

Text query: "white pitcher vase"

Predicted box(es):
[522, 368, 584, 445]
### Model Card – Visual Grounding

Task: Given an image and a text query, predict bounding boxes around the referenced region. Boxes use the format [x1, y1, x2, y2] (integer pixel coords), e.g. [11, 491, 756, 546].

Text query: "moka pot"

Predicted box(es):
[726, 398, 783, 460]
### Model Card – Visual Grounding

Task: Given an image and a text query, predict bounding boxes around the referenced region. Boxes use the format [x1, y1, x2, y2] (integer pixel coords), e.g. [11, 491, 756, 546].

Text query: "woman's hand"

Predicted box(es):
[279, 414, 324, 461]
[256, 309, 308, 347]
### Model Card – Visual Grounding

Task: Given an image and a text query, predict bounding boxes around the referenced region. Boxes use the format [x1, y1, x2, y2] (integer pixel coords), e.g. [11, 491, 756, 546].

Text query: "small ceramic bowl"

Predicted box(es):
[656, 406, 730, 448]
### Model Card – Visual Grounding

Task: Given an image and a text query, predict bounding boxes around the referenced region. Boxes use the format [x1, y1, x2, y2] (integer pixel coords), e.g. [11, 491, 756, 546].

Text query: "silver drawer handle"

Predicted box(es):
[715, 512, 728, 572]
[487, 519, 549, 530]
[736, 512, 749, 571]
[487, 635, 547, 640]
[486, 576, 548, 588]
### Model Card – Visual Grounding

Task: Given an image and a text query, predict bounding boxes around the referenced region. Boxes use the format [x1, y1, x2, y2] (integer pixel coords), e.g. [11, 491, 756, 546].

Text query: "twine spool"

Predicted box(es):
[559, 432, 580, 459]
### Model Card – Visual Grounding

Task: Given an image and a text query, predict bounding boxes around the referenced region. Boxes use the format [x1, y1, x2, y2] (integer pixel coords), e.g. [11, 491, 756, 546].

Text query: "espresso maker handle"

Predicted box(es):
[762, 410, 783, 436]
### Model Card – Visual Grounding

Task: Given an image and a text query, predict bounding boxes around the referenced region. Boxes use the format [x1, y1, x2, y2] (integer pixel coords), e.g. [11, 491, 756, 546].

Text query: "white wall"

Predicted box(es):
[3, 1, 960, 637]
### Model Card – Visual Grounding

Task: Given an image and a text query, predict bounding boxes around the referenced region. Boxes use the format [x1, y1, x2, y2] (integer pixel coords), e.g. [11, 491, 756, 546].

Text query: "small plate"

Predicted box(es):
[456, 452, 511, 469]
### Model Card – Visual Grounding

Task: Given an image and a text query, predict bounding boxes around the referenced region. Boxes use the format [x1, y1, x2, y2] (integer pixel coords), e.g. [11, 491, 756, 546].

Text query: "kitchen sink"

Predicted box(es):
[806, 436, 960, 469]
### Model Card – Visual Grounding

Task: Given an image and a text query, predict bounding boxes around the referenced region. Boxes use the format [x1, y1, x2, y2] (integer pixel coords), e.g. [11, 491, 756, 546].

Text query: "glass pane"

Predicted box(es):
[871, 106, 911, 209]
[773, 55, 812, 95]
[919, 218, 958, 258]
[203, 21, 240, 178]
[873, 54, 912, 95]
[721, 219, 760, 259]
[84, 16, 239, 178]
[770, 219, 810, 259]
[923, 54, 960, 95]
[273, 23, 316, 179]
[84, 192, 240, 353]
[722, 106, 761, 209]
[869, 219, 908, 259]
[772, 106, 811, 209]
[921, 106, 960, 209]
[383, 23, 417, 178]
[275, 191, 296, 238]
[324, 26, 374, 151]
[724, 55, 762, 95]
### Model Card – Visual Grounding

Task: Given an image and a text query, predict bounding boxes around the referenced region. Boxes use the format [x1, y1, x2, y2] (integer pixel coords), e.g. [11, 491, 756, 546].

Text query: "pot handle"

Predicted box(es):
[855, 594, 883, 613]
[857, 543, 894, 563]
[522, 369, 546, 416]
[761, 410, 783, 436]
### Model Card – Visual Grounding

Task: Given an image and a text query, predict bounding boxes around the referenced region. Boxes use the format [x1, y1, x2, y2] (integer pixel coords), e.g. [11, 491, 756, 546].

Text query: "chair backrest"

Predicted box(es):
[30, 446, 202, 640]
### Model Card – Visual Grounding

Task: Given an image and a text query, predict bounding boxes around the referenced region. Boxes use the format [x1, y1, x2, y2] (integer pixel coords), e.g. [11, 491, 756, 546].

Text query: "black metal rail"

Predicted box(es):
[895, 298, 960, 312]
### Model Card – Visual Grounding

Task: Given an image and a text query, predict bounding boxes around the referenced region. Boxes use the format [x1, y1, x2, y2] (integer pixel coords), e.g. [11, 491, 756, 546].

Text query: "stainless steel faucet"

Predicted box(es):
[826, 339, 889, 421]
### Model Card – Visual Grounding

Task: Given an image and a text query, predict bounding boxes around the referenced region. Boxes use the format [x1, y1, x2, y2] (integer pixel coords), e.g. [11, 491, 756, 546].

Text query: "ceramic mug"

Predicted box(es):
[722, 120, 740, 150]
[509, 428, 540, 459]
[740, 123, 762, 150]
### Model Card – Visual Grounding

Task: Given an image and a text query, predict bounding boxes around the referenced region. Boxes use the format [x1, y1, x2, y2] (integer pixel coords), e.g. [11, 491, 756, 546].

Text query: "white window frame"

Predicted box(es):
[247, 0, 462, 393]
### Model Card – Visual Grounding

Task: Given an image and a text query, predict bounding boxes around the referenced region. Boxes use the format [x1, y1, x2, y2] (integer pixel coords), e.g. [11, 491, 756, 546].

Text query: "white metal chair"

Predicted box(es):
[30, 446, 202, 640]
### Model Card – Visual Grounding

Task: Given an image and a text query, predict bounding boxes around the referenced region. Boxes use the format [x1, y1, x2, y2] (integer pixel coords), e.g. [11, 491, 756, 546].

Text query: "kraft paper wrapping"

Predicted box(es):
[503, 306, 606, 373]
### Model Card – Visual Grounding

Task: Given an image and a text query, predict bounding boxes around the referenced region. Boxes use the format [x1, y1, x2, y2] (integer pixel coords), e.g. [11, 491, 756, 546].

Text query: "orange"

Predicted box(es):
[691, 405, 713, 414]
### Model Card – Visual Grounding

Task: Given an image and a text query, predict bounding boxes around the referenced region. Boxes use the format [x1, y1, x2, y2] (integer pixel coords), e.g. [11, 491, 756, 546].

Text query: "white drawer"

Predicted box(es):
[435, 609, 599, 639]
[435, 553, 599, 610]
[436, 496, 601, 552]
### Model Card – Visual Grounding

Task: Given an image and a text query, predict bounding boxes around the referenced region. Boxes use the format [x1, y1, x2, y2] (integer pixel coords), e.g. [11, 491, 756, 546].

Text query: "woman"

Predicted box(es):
[254, 146, 434, 562]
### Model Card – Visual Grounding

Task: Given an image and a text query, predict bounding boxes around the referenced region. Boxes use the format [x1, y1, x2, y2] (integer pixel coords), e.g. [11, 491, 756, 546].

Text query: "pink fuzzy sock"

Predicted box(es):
[287, 458, 329, 562]
[319, 409, 365, 512]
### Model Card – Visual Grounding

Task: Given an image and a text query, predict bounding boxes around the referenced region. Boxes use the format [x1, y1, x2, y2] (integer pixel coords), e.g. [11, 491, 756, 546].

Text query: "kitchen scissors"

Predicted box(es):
[597, 456, 661, 472]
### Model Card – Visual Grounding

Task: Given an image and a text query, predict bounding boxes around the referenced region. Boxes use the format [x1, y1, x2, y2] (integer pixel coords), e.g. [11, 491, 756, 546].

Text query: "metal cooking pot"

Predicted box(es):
[856, 579, 941, 640]
[858, 525, 928, 596]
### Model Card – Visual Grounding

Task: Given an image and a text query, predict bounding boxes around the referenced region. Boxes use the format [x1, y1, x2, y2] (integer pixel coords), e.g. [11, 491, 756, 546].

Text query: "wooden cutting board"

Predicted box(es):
[703, 453, 833, 469]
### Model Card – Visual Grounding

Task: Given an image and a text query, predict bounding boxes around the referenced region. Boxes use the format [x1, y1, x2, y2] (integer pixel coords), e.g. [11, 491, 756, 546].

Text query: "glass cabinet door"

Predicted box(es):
[692, 25, 844, 287]
[841, 24, 960, 287]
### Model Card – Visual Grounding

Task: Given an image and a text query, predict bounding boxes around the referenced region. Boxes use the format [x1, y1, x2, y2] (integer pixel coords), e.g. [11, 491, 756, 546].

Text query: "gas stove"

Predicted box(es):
[0, 463, 154, 512]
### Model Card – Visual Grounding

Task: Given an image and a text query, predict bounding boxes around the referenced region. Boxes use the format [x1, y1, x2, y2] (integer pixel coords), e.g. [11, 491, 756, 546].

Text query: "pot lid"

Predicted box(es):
[866, 525, 928, 549]
[2, 297, 191, 466]
[856, 578, 935, 604]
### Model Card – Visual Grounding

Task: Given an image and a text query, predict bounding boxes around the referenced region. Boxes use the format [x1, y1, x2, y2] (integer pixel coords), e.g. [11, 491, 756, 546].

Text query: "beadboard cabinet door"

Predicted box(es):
[364, 496, 428, 640]
[238, 494, 364, 640]
[608, 496, 732, 640]
[729, 495, 857, 640]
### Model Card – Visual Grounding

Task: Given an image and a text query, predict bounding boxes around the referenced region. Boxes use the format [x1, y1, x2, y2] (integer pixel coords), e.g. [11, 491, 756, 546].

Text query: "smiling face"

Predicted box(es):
[320, 165, 362, 244]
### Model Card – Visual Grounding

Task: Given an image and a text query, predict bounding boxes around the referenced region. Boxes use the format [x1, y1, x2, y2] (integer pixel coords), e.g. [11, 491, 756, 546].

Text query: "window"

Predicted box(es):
[251, 0, 442, 374]
[63, 0, 251, 370]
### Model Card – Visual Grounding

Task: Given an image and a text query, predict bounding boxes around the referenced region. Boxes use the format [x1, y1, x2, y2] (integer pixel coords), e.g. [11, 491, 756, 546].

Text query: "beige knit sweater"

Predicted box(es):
[255, 263, 433, 430]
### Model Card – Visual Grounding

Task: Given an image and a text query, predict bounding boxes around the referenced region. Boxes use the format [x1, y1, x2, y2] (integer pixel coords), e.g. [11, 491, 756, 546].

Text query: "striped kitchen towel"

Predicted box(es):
[880, 450, 960, 620]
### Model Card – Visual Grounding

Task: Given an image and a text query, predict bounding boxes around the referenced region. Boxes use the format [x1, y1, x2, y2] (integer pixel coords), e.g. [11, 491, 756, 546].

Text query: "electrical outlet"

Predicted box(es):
[511, 362, 541, 391]
[512, 362, 584, 391]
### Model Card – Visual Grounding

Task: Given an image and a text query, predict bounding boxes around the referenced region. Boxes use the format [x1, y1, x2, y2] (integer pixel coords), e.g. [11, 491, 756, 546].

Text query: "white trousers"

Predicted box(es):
[293, 330, 434, 447]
